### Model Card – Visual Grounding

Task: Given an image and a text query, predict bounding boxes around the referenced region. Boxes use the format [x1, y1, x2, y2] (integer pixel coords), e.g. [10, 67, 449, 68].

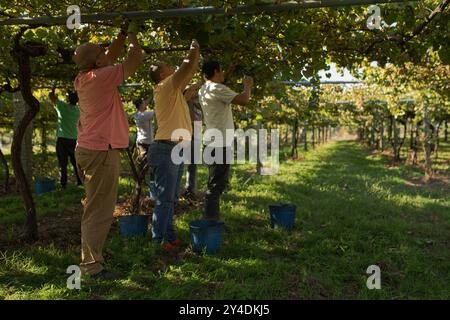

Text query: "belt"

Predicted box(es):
[154, 140, 178, 146]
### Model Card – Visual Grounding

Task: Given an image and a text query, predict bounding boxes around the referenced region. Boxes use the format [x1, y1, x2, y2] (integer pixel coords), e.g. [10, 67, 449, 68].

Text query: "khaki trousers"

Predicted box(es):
[75, 146, 120, 276]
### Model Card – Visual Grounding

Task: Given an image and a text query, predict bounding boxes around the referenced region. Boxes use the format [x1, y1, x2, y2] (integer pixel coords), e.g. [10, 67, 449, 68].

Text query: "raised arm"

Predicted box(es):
[123, 30, 144, 80]
[183, 81, 202, 102]
[105, 22, 128, 63]
[172, 39, 200, 91]
[232, 76, 254, 106]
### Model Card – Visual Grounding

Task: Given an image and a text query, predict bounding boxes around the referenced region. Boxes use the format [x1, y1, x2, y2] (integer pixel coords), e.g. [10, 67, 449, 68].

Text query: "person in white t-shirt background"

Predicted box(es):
[182, 81, 203, 201]
[198, 61, 254, 220]
[132, 97, 155, 192]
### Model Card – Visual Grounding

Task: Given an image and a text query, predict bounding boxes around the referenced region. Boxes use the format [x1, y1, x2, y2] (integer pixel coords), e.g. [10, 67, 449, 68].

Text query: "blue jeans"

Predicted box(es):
[148, 142, 184, 243]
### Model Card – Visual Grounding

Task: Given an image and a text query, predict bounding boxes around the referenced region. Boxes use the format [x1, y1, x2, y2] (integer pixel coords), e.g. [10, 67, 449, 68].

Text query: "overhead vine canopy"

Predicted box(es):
[0, 0, 449, 242]
[0, 0, 449, 97]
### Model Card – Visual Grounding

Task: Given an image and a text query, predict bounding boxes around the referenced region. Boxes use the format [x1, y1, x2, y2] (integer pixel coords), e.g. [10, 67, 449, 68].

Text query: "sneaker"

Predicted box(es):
[90, 269, 123, 281]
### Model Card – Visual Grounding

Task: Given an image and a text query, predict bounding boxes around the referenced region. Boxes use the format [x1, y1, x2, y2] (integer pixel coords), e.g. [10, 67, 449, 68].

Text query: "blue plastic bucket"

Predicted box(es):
[35, 178, 55, 194]
[269, 204, 296, 230]
[118, 215, 149, 236]
[189, 220, 224, 254]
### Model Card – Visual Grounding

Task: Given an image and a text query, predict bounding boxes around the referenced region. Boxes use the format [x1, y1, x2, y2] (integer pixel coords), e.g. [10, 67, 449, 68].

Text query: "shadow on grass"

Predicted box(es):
[1, 141, 449, 299]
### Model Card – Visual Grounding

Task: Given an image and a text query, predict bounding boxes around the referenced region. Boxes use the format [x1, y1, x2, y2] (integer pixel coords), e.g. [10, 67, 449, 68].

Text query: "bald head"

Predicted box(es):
[73, 42, 106, 71]
[149, 61, 174, 84]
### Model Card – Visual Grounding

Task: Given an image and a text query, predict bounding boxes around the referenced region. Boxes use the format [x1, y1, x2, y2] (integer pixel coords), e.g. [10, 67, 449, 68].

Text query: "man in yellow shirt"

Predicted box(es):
[148, 39, 200, 251]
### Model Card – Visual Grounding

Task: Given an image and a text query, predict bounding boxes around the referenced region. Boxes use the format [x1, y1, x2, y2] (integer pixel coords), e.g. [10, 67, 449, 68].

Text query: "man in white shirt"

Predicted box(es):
[133, 97, 155, 173]
[198, 61, 254, 220]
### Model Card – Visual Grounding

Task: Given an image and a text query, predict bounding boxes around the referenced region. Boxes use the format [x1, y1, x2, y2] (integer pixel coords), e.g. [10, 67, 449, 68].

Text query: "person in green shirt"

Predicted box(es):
[49, 88, 82, 188]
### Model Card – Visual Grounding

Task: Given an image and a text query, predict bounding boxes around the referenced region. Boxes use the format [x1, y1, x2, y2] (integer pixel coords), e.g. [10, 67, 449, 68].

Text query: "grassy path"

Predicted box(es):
[0, 140, 449, 299]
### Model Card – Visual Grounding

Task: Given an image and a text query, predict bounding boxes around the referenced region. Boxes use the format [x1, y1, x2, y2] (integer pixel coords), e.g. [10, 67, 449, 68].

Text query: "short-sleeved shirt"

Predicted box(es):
[198, 81, 238, 146]
[74, 64, 128, 150]
[154, 74, 192, 141]
[133, 111, 155, 145]
[54, 100, 80, 140]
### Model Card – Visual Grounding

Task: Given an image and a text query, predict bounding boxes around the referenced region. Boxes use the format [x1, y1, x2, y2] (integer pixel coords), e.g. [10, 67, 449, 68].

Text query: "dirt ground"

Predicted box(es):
[367, 147, 450, 191]
[0, 192, 204, 250]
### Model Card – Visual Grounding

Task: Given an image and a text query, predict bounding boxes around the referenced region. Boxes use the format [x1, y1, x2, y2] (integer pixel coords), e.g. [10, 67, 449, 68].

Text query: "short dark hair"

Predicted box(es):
[67, 91, 78, 105]
[202, 61, 221, 80]
[134, 99, 143, 110]
[149, 62, 165, 84]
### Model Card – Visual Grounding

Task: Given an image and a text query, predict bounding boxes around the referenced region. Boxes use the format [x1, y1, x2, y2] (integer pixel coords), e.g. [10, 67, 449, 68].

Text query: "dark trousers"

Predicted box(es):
[136, 143, 151, 176]
[185, 138, 199, 193]
[56, 137, 81, 187]
[203, 147, 231, 220]
[137, 143, 157, 197]
[185, 163, 197, 193]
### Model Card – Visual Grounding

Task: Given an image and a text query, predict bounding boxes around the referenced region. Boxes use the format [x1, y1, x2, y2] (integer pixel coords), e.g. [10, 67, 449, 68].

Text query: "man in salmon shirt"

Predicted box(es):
[148, 39, 200, 251]
[72, 22, 144, 280]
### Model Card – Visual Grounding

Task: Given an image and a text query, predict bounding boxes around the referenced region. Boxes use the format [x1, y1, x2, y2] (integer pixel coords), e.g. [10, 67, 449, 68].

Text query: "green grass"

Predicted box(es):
[0, 140, 449, 299]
